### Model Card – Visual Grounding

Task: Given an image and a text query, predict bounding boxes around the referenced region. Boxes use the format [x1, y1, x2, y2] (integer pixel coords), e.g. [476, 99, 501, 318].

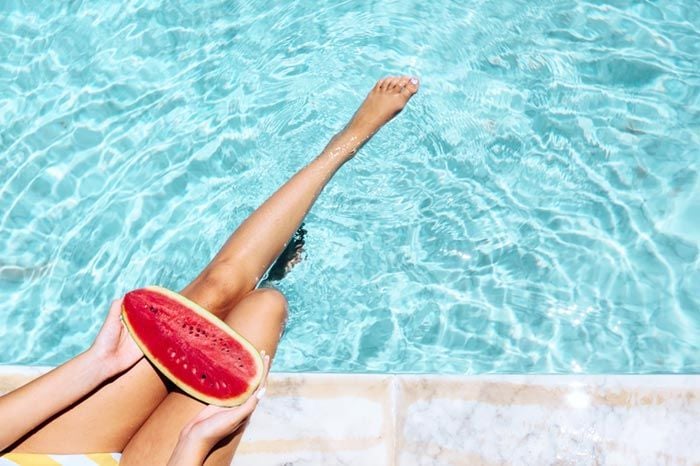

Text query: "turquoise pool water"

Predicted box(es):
[1, 1, 699, 373]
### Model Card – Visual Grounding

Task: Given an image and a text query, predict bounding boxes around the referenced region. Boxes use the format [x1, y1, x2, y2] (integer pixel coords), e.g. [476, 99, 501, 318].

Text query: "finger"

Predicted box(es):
[200, 388, 260, 421]
[97, 298, 124, 335]
[255, 353, 271, 397]
[239, 397, 259, 420]
[236, 395, 260, 430]
[190, 404, 219, 424]
[109, 297, 124, 321]
[215, 394, 259, 428]
[262, 353, 271, 378]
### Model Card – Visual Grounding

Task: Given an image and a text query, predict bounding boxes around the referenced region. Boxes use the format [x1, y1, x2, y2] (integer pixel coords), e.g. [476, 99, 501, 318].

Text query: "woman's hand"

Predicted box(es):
[167, 352, 271, 466]
[88, 297, 143, 377]
[187, 352, 271, 444]
[0, 298, 145, 451]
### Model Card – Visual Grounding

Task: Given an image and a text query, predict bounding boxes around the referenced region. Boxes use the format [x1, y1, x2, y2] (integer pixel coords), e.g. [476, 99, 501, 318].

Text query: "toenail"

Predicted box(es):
[410, 77, 418, 85]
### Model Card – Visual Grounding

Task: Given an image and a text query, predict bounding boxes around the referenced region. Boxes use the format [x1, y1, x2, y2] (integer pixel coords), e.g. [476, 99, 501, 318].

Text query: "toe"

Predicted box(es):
[386, 77, 400, 91]
[401, 76, 420, 96]
[378, 78, 391, 91]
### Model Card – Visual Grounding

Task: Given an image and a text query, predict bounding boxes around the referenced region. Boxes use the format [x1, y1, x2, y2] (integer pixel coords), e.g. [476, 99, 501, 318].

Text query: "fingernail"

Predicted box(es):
[261, 350, 266, 357]
[256, 386, 267, 400]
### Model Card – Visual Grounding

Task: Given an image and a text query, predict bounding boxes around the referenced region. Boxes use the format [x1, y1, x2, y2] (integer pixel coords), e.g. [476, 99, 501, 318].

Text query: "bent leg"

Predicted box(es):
[120, 288, 287, 466]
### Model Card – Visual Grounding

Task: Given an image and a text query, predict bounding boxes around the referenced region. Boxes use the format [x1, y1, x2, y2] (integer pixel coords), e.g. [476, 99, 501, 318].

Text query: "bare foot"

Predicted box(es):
[321, 75, 420, 161]
[347, 75, 420, 136]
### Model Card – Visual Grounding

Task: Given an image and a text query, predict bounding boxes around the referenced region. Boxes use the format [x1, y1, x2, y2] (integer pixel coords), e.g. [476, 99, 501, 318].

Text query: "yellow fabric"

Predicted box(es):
[0, 453, 119, 465]
[85, 455, 119, 466]
[0, 454, 62, 466]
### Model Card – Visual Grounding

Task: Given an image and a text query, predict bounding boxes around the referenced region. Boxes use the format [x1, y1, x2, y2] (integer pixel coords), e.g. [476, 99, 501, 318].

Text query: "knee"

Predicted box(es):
[252, 288, 289, 324]
[193, 262, 248, 310]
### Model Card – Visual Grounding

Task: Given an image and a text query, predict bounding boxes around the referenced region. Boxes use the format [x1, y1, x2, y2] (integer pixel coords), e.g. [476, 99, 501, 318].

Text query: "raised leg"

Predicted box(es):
[8, 76, 419, 455]
[183, 75, 421, 309]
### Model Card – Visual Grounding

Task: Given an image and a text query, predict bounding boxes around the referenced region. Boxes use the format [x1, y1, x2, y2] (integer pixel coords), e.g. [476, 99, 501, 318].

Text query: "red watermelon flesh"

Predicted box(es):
[121, 286, 263, 406]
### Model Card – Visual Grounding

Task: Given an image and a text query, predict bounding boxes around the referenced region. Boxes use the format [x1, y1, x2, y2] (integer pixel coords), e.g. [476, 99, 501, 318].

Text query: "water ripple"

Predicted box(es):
[1, 0, 699, 373]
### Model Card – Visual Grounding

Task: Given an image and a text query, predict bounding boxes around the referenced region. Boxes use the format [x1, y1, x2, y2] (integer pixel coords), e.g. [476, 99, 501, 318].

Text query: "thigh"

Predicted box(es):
[10, 269, 251, 454]
[120, 288, 287, 466]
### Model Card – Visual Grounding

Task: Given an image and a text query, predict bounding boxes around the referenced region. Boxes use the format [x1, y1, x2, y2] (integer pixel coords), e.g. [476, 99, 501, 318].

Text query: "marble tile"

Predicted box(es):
[233, 445, 389, 466]
[396, 375, 700, 466]
[236, 373, 394, 466]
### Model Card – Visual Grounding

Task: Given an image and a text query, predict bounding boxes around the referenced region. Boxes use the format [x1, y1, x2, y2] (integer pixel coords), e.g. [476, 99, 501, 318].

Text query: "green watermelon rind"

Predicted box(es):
[121, 285, 264, 407]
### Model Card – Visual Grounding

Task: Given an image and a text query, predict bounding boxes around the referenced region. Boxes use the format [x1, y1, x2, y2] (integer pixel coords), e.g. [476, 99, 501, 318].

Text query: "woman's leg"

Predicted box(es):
[182, 75, 421, 309]
[120, 76, 420, 465]
[9, 76, 418, 454]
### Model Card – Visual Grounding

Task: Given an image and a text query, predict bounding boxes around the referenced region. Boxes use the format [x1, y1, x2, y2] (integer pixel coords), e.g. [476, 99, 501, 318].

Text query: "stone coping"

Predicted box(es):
[1, 366, 699, 465]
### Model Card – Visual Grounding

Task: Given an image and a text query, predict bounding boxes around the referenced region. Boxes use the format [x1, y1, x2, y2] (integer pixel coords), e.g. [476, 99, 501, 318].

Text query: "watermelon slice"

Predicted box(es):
[121, 286, 264, 406]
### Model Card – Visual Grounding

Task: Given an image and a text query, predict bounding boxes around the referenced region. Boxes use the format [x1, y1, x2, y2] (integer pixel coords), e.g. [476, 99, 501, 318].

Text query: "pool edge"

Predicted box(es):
[2, 368, 699, 464]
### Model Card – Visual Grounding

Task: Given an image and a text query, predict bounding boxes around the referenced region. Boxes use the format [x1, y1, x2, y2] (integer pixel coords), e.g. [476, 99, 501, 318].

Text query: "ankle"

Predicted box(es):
[320, 130, 365, 163]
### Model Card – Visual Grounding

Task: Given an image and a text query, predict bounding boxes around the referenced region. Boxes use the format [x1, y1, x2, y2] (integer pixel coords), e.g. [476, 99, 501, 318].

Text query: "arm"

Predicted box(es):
[0, 298, 143, 451]
[167, 353, 270, 466]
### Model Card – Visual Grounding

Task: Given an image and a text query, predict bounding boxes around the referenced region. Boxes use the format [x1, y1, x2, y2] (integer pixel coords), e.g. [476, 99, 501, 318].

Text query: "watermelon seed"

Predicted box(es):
[201, 374, 207, 380]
